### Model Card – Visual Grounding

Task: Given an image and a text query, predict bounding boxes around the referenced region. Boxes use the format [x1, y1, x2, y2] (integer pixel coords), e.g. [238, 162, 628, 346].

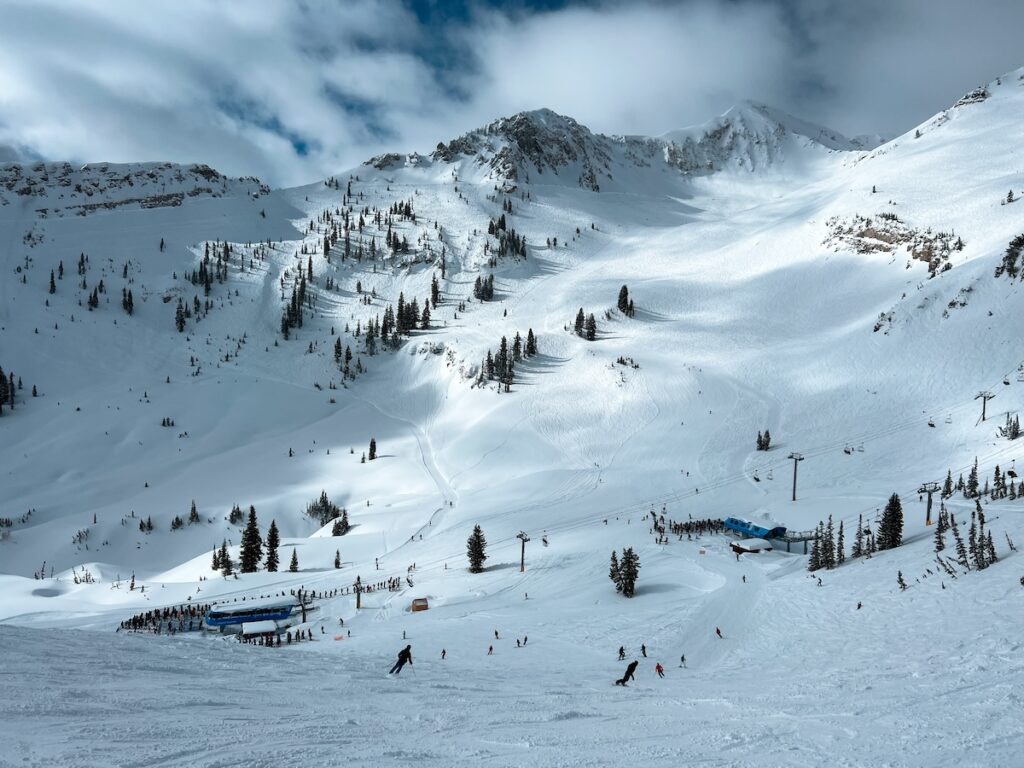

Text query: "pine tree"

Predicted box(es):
[49, 270, 56, 294]
[574, 308, 585, 337]
[942, 470, 953, 498]
[966, 457, 979, 498]
[219, 540, 234, 576]
[934, 505, 947, 552]
[968, 510, 978, 567]
[985, 530, 998, 565]
[617, 285, 629, 314]
[618, 548, 641, 597]
[369, 438, 377, 461]
[808, 525, 822, 571]
[851, 514, 864, 558]
[211, 546, 220, 571]
[823, 515, 836, 568]
[950, 512, 969, 569]
[289, 548, 299, 572]
[334, 549, 341, 569]
[526, 328, 538, 356]
[265, 520, 280, 572]
[188, 501, 200, 525]
[239, 505, 263, 573]
[878, 493, 903, 550]
[585, 313, 597, 341]
[609, 550, 622, 592]
[466, 524, 488, 573]
[836, 520, 845, 565]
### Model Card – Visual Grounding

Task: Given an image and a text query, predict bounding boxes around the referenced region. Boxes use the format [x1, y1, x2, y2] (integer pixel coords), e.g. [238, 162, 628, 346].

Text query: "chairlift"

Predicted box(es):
[927, 418, 936, 428]
[767, 469, 773, 480]
[945, 414, 952, 424]
[1004, 377, 1011, 386]
[753, 472, 760, 482]
[1017, 372, 1024, 382]
[843, 446, 852, 455]
[857, 443, 864, 452]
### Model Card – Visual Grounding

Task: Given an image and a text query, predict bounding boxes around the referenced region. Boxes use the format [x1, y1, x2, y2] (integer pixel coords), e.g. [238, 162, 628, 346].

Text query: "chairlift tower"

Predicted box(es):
[787, 453, 804, 501]
[918, 482, 940, 526]
[517, 531, 530, 573]
[976, 391, 995, 422]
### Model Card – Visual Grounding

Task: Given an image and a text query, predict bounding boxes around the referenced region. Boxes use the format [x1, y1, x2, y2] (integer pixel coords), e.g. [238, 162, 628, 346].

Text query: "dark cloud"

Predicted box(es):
[0, 0, 1019, 186]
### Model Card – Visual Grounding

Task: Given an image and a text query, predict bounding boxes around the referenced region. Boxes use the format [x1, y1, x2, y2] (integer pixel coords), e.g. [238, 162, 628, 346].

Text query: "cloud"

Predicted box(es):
[0, 0, 1020, 186]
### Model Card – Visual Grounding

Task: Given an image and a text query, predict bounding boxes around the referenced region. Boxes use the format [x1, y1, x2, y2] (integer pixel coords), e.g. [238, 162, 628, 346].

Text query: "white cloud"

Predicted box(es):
[0, 0, 1020, 186]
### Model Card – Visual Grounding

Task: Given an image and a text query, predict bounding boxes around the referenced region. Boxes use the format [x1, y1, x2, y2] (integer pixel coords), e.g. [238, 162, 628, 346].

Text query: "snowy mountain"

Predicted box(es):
[2, 67, 1024, 767]
[373, 101, 865, 192]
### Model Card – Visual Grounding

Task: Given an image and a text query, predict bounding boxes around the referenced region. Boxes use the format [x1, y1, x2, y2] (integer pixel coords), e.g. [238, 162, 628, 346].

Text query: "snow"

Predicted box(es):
[2, 68, 1024, 766]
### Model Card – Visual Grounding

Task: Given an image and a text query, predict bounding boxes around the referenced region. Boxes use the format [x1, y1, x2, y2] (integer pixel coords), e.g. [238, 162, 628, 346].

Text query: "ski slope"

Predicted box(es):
[1, 68, 1023, 767]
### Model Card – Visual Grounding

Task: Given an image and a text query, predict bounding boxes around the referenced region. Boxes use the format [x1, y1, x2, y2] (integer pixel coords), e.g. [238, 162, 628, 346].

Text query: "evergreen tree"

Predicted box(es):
[836, 520, 845, 565]
[574, 308, 585, 337]
[985, 530, 998, 565]
[618, 547, 641, 597]
[823, 515, 836, 568]
[609, 550, 621, 592]
[897, 570, 908, 590]
[219, 540, 234, 576]
[334, 549, 341, 569]
[950, 512, 969, 569]
[369, 438, 377, 460]
[942, 470, 953, 498]
[617, 285, 629, 314]
[239, 505, 263, 573]
[762, 429, 771, 450]
[851, 514, 864, 558]
[49, 270, 56, 294]
[934, 505, 947, 552]
[808, 524, 822, 571]
[265, 520, 280, 572]
[526, 328, 538, 356]
[968, 510, 979, 568]
[289, 548, 299, 572]
[188, 500, 200, 525]
[878, 493, 904, 550]
[211, 546, 220, 571]
[466, 524, 488, 573]
[585, 313, 597, 341]
[966, 457, 979, 498]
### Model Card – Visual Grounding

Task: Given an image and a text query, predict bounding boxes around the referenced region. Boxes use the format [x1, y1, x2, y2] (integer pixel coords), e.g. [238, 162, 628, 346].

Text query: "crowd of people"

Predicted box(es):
[118, 602, 211, 634]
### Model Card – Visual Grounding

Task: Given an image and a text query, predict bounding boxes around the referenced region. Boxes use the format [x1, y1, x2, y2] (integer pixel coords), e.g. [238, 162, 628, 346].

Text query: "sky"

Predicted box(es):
[0, 0, 1021, 187]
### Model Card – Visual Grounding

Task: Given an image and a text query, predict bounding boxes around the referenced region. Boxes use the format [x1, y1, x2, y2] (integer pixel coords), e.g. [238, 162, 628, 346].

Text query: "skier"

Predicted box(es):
[523, 636, 527, 645]
[517, 639, 521, 648]
[615, 660, 639, 686]
[494, 629, 499, 640]
[487, 645, 493, 655]
[389, 644, 412, 674]
[641, 644, 647, 658]
[857, 601, 863, 610]
[618, 646, 626, 661]
[715, 627, 723, 639]
[655, 663, 665, 678]
[742, 575, 746, 583]
[680, 654, 686, 668]
[441, 649, 446, 660]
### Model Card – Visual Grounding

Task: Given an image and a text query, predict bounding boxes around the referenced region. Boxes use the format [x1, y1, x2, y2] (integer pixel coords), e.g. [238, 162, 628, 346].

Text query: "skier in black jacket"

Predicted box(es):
[615, 660, 639, 686]
[390, 644, 412, 674]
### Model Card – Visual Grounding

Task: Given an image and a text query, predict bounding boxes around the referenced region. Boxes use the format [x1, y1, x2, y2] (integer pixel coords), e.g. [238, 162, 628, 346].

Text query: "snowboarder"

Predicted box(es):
[857, 601, 862, 610]
[715, 627, 723, 639]
[641, 644, 647, 658]
[494, 629, 499, 640]
[656, 663, 665, 678]
[389, 644, 412, 674]
[618, 646, 626, 660]
[441, 649, 446, 660]
[742, 574, 746, 583]
[616, 660, 639, 686]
